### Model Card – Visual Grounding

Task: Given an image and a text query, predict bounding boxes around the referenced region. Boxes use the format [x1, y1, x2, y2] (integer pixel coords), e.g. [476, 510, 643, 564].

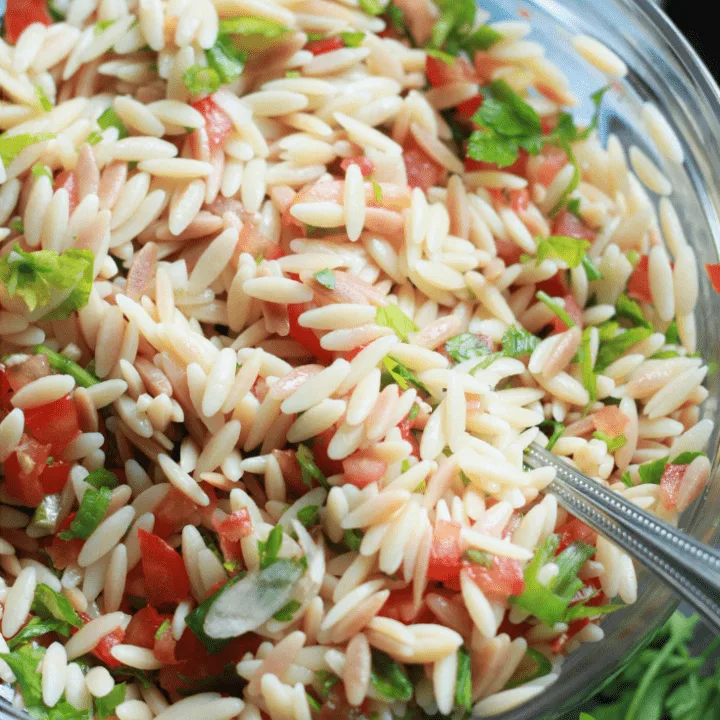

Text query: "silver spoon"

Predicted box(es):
[524, 442, 720, 632]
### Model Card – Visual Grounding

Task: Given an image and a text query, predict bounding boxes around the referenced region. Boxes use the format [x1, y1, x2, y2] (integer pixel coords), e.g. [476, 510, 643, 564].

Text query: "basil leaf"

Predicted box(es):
[97, 108, 128, 139]
[296, 444, 329, 490]
[616, 293, 652, 329]
[0, 132, 55, 165]
[638, 457, 669, 485]
[8, 616, 71, 650]
[296, 504, 320, 528]
[536, 235, 591, 268]
[258, 524, 284, 569]
[0, 645, 46, 706]
[593, 431, 627, 453]
[671, 451, 705, 465]
[95, 682, 126, 720]
[339, 31, 365, 48]
[313, 268, 336, 290]
[376, 304, 418, 341]
[444, 332, 492, 363]
[370, 651, 413, 702]
[183, 65, 221, 95]
[32, 583, 83, 629]
[595, 326, 654, 372]
[205, 35, 247, 85]
[381, 356, 429, 394]
[500, 324, 540, 357]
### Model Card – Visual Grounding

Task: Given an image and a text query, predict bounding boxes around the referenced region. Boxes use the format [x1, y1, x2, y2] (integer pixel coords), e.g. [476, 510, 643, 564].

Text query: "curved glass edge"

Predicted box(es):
[481, 1, 720, 719]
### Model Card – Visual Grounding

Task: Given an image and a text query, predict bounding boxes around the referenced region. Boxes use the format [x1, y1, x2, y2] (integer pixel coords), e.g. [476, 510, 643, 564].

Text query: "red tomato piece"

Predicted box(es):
[4, 355, 50, 392]
[0, 364, 12, 411]
[493, 236, 524, 266]
[214, 509, 254, 542]
[305, 35, 345, 55]
[342, 451, 387, 489]
[44, 514, 83, 570]
[3, 434, 52, 507]
[340, 156, 375, 177]
[593, 406, 630, 438]
[556, 518, 597, 553]
[3, 0, 52, 45]
[403, 136, 445, 192]
[152, 488, 198, 538]
[124, 606, 168, 649]
[552, 617, 591, 654]
[627, 255, 651, 304]
[550, 294, 583, 335]
[287, 304, 334, 364]
[53, 170, 79, 215]
[705, 264, 720, 294]
[138, 530, 190, 607]
[464, 556, 525, 601]
[310, 427, 344, 478]
[426, 55, 477, 87]
[535, 146, 568, 187]
[271, 449, 308, 497]
[456, 94, 484, 117]
[536, 271, 570, 298]
[427, 520, 464, 582]
[378, 587, 431, 624]
[154, 623, 179, 665]
[489, 187, 529, 214]
[76, 613, 126, 669]
[551, 209, 596, 243]
[660, 464, 686, 510]
[24, 394, 80, 454]
[464, 149, 529, 177]
[191, 97, 232, 152]
[40, 459, 71, 494]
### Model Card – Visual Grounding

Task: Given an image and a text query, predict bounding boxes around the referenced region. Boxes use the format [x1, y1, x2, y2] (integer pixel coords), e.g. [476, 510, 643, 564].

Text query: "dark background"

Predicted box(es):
[665, 1, 719, 77]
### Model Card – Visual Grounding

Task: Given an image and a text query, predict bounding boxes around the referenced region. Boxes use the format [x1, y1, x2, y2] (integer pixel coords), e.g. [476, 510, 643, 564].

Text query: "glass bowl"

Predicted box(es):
[482, 0, 720, 718]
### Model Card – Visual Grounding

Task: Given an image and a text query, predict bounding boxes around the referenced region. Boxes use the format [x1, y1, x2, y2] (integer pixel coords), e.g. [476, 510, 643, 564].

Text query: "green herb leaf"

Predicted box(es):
[500, 324, 540, 357]
[316, 670, 341, 699]
[183, 65, 221, 95]
[31, 163, 52, 179]
[444, 332, 492, 363]
[593, 431, 627, 453]
[296, 504, 320, 528]
[313, 268, 336, 289]
[95, 18, 116, 33]
[381, 356, 430, 394]
[621, 471, 634, 488]
[97, 107, 128, 139]
[0, 645, 46, 707]
[671, 451, 705, 465]
[205, 35, 247, 85]
[218, 16, 289, 38]
[507, 647, 553, 688]
[616, 293, 652, 329]
[85, 468, 120, 490]
[8, 616, 71, 650]
[0, 132, 55, 165]
[536, 235, 591, 268]
[258, 524, 284, 569]
[344, 529, 362, 551]
[86, 130, 103, 146]
[59, 486, 112, 540]
[376, 304, 418, 341]
[425, 48, 456, 65]
[370, 651, 413, 702]
[273, 599, 301, 622]
[567, 197, 582, 218]
[540, 420, 566, 451]
[372, 178, 383, 203]
[154, 619, 170, 640]
[665, 319, 681, 345]
[595, 326, 654, 372]
[579, 327, 597, 405]
[455, 646, 472, 710]
[32, 345, 99, 387]
[185, 574, 243, 653]
[428, 0, 475, 51]
[638, 457, 669, 485]
[10, 219, 24, 234]
[582, 254, 602, 281]
[536, 290, 576, 328]
[465, 548, 493, 567]
[296, 444, 329, 490]
[597, 320, 619, 342]
[462, 24, 504, 53]
[339, 31, 365, 48]
[359, 0, 386, 15]
[32, 583, 83, 629]
[95, 682, 126, 720]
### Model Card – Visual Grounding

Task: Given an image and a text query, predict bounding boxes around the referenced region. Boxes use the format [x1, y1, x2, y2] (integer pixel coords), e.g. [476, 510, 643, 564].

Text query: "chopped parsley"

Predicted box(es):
[313, 268, 336, 289]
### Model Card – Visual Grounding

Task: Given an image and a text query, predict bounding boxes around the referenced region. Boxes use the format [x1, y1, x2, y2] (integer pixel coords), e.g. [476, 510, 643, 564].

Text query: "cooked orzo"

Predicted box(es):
[0, 0, 715, 718]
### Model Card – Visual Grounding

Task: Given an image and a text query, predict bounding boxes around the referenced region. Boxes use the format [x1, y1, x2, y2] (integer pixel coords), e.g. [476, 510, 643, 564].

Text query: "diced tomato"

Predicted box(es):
[593, 406, 629, 438]
[76, 612, 126, 669]
[3, 434, 52, 507]
[426, 55, 477, 87]
[0, 365, 12, 411]
[214, 509, 253, 542]
[551, 209, 596, 244]
[24, 395, 80, 454]
[464, 556, 525, 601]
[541, 115, 558, 135]
[53, 170, 79, 215]
[40, 459, 71, 494]
[342, 451, 387, 489]
[464, 149, 529, 178]
[340, 156, 375, 177]
[494, 236, 524, 266]
[2, 0, 52, 45]
[403, 136, 445, 192]
[660, 464, 686, 510]
[456, 94, 484, 117]
[305, 35, 345, 55]
[556, 518, 597, 553]
[138, 530, 190, 607]
[311, 427, 344, 478]
[489, 188, 530, 214]
[271, 449, 308, 497]
[154, 622, 179, 665]
[536, 271, 570, 298]
[44, 513, 83, 570]
[627, 254, 651, 304]
[378, 587, 431, 624]
[124, 606, 168, 649]
[427, 520, 464, 582]
[550, 294, 583, 334]
[552, 617, 591, 654]
[397, 410, 420, 458]
[4, 355, 50, 393]
[191, 97, 232, 152]
[152, 487, 198, 538]
[535, 146, 568, 187]
[287, 304, 334, 364]
[705, 264, 720, 294]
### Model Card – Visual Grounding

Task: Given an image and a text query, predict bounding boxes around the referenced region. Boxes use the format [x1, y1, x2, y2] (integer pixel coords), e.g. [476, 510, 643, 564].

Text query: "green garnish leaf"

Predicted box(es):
[455, 646, 472, 710]
[32, 345, 99, 387]
[10, 219, 24, 234]
[183, 65, 221, 95]
[258, 524, 284, 569]
[499, 324, 540, 357]
[218, 16, 289, 38]
[579, 327, 597, 405]
[381, 356, 430, 394]
[376, 304, 418, 341]
[536, 290, 576, 328]
[597, 320, 619, 342]
[462, 24, 503, 53]
[185, 574, 243, 653]
[154, 619, 170, 640]
[359, 0, 385, 16]
[465, 548, 493, 567]
[370, 651, 413, 702]
[593, 431, 626, 453]
[59, 486, 112, 540]
[97, 107, 128, 139]
[665, 319, 681, 345]
[425, 48, 456, 65]
[31, 583, 83, 629]
[95, 18, 116, 33]
[428, 0, 475, 51]
[7, 616, 72, 650]
[31, 163, 52, 179]
[206, 35, 247, 85]
[85, 468, 120, 490]
[444, 332, 492, 363]
[316, 670, 341, 699]
[0, 645, 46, 707]
[272, 599, 301, 622]
[95, 682, 126, 720]
[339, 31, 365, 47]
[0, 132, 55, 166]
[36, 85, 53, 112]
[672, 451, 705, 465]
[313, 268, 336, 290]
[296, 504, 320, 528]
[296, 444, 329, 490]
[344, 529, 362, 551]
[638, 457, 669, 485]
[506, 647, 553, 689]
[535, 235, 591, 268]
[540, 420, 566, 451]
[616, 293, 652, 329]
[595, 327, 654, 372]
[372, 178, 383, 203]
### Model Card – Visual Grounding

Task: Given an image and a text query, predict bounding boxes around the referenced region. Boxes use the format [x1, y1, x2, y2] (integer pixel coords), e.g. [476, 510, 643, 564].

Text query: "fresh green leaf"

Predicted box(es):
[381, 356, 429, 394]
[258, 524, 284, 569]
[637, 456, 669, 485]
[32, 583, 83, 629]
[32, 345, 99, 387]
[315, 670, 341, 699]
[86, 131, 103, 145]
[627, 249, 640, 268]
[595, 326, 654, 372]
[7, 616, 71, 650]
[10, 219, 24, 234]
[671, 451, 705, 465]
[385, 2, 409, 40]
[0, 645, 46, 707]
[297, 504, 320, 528]
[185, 574, 243, 653]
[582, 254, 602, 281]
[359, 0, 385, 15]
[59, 486, 112, 540]
[344, 529, 362, 551]
[506, 647, 553, 688]
[83, 468, 119, 490]
[205, 35, 247, 84]
[455, 647, 472, 710]
[567, 197, 582, 218]
[408, 403, 419, 422]
[32, 163, 52, 179]
[465, 549, 493, 567]
[425, 48, 456, 65]
[285, 70, 301, 78]
[97, 108, 128, 139]
[579, 327, 597, 405]
[444, 332, 492, 364]
[296, 444, 329, 490]
[401, 458, 411, 474]
[313, 268, 336, 290]
[376, 304, 418, 341]
[462, 24, 503, 53]
[46, 0, 66, 21]
[616, 293, 652, 329]
[500, 324, 540, 357]
[218, 16, 289, 38]
[541, 420, 566, 451]
[0, 132, 55, 165]
[549, 140, 580, 217]
[273, 599, 301, 622]
[536, 290, 576, 328]
[650, 350, 681, 359]
[306, 693, 321, 712]
[95, 18, 116, 33]
[620, 471, 634, 488]
[536, 236, 591, 269]
[95, 682, 126, 720]
[372, 179, 383, 203]
[597, 320, 619, 342]
[428, 0, 475, 51]
[665, 319, 681, 345]
[183, 65, 221, 95]
[155, 619, 170, 640]
[339, 31, 365, 48]
[370, 651, 413, 702]
[593, 431, 627, 453]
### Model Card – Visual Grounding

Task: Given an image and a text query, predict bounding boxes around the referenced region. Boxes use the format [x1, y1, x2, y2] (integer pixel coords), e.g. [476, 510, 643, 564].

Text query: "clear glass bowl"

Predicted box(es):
[481, 1, 720, 718]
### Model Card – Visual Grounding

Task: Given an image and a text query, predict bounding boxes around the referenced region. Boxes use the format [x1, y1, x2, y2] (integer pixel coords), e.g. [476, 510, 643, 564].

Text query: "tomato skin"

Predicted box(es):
[489, 188, 529, 214]
[45, 514, 83, 570]
[593, 406, 629, 439]
[536, 272, 570, 298]
[378, 587, 431, 624]
[464, 556, 525, 601]
[426, 55, 477, 87]
[427, 520, 464, 582]
[556, 518, 597, 553]
[551, 209, 596, 244]
[76, 612, 125, 669]
[627, 254, 651, 304]
[4, 355, 50, 392]
[706, 264, 720, 294]
[138, 530, 190, 607]
[53, 170, 79, 214]
[465, 149, 529, 177]
[191, 97, 232, 152]
[535, 146, 568, 187]
[40, 459, 71, 494]
[124, 606, 168, 649]
[660, 464, 686, 510]
[305, 36, 345, 55]
[153, 488, 198, 538]
[3, 0, 52, 44]
[24, 395, 80, 454]
[311, 427, 344, 478]
[340, 156, 375, 177]
[550, 294, 583, 335]
[403, 136, 445, 192]
[0, 365, 12, 411]
[342, 452, 387, 489]
[3, 434, 52, 507]
[287, 304, 334, 364]
[456, 94, 484, 117]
